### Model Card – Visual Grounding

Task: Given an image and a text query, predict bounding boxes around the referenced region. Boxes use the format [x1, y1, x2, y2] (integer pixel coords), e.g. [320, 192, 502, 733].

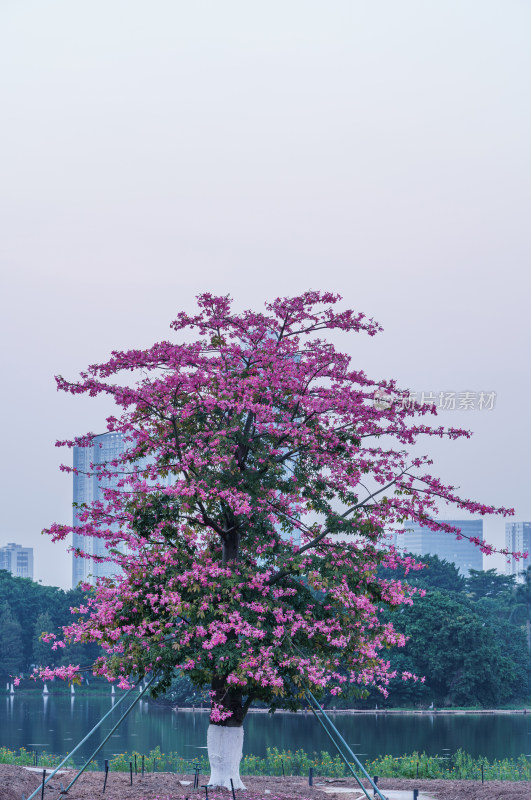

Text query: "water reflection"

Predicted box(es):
[0, 696, 528, 766]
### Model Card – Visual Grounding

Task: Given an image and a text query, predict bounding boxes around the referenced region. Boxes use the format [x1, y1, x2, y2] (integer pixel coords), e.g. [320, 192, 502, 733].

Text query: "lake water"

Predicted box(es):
[1, 694, 530, 766]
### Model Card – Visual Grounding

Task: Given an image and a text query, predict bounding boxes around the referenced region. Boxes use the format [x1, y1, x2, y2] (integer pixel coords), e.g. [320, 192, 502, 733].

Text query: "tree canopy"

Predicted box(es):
[42, 292, 517, 723]
[466, 568, 516, 601]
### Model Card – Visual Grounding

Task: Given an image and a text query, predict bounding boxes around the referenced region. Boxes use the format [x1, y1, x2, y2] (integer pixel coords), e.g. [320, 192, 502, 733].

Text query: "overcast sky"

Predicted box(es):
[1, 1, 530, 590]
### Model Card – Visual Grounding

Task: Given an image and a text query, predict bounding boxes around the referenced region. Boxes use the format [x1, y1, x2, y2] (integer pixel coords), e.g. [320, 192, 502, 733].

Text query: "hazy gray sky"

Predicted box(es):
[1, 1, 530, 589]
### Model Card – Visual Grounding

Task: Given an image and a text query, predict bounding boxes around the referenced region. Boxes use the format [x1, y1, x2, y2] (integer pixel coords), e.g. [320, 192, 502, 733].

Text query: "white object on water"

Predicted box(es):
[111, 685, 115, 695]
[207, 724, 246, 790]
[71, 685, 75, 695]
[10, 684, 15, 695]
[43, 684, 48, 695]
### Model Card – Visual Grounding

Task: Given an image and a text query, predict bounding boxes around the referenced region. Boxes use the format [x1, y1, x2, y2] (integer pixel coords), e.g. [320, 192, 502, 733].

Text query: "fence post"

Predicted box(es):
[309, 767, 314, 786]
[129, 762, 133, 785]
[103, 760, 109, 794]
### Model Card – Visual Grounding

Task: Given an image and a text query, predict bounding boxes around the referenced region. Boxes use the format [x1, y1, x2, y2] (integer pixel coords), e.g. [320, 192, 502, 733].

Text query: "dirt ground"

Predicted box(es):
[0, 764, 528, 800]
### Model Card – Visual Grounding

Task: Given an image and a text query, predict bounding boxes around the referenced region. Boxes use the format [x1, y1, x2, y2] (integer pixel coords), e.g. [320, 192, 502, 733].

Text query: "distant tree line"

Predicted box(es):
[1, 560, 530, 708]
[347, 556, 531, 709]
[0, 570, 100, 684]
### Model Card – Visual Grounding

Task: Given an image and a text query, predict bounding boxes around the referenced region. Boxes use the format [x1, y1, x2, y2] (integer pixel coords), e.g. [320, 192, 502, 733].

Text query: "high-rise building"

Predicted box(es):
[0, 543, 34, 579]
[72, 431, 128, 587]
[505, 522, 531, 582]
[399, 519, 484, 575]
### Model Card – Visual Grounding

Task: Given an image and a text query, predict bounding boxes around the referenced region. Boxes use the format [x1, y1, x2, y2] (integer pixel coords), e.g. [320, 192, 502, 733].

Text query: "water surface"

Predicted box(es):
[1, 694, 530, 766]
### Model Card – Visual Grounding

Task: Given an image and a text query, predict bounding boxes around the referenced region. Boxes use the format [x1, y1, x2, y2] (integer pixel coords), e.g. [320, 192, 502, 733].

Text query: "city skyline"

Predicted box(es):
[505, 522, 531, 582]
[72, 431, 128, 587]
[0, 543, 34, 580]
[399, 519, 484, 576]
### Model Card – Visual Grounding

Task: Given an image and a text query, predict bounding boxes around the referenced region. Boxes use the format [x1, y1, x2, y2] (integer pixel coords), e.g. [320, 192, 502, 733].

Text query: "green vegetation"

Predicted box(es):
[0, 570, 100, 681]
[1, 745, 530, 781]
[334, 557, 531, 709]
[365, 749, 531, 781]
[0, 747, 78, 769]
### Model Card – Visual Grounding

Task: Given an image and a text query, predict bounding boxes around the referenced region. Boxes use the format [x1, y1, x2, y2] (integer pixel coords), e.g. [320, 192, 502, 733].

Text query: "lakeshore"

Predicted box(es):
[172, 707, 531, 716]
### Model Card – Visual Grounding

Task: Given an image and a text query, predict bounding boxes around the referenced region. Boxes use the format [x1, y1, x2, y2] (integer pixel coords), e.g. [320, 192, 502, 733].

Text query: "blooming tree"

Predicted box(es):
[43, 292, 516, 787]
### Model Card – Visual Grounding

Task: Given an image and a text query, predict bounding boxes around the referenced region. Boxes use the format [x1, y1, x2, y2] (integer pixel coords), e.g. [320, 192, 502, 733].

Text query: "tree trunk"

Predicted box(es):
[210, 532, 245, 787]
[208, 676, 246, 788]
[207, 724, 246, 789]
[222, 531, 240, 565]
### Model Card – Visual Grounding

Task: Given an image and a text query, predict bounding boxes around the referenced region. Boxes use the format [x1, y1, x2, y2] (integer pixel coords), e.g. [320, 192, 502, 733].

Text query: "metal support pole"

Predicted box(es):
[305, 689, 388, 800]
[306, 699, 371, 800]
[61, 673, 160, 795]
[24, 681, 139, 800]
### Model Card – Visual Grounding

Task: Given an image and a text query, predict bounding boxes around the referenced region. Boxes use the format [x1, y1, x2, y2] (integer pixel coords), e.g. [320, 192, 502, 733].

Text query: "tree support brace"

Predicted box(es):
[304, 688, 388, 800]
[24, 674, 159, 800]
[59, 672, 161, 796]
[23, 680, 140, 800]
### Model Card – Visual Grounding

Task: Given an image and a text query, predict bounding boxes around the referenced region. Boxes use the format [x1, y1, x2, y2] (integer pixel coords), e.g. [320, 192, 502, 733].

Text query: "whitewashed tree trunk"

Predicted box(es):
[207, 724, 246, 789]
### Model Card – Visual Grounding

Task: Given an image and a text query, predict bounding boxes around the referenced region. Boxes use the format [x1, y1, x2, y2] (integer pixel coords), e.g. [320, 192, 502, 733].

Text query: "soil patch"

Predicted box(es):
[0, 764, 528, 800]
